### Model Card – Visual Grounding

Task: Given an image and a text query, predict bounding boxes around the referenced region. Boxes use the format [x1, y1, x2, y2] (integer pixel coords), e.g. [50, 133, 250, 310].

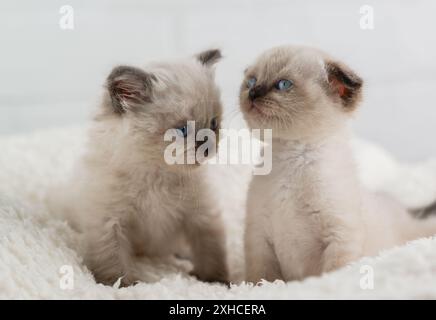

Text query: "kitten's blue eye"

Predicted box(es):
[177, 125, 188, 137]
[275, 79, 293, 91]
[210, 117, 218, 131]
[247, 77, 257, 89]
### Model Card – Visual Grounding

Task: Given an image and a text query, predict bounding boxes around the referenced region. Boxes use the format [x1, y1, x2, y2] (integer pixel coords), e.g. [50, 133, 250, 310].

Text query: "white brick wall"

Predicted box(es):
[1, 0, 435, 160]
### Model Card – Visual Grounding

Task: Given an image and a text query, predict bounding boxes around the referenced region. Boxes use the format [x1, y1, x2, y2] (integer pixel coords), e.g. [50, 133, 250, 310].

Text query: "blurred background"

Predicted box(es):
[0, 0, 435, 161]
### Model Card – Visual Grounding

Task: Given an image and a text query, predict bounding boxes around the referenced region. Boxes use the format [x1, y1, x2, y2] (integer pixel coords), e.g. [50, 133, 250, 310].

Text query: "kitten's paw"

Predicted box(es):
[189, 270, 230, 286]
[245, 277, 264, 286]
[117, 274, 139, 288]
[321, 254, 355, 273]
[93, 272, 138, 288]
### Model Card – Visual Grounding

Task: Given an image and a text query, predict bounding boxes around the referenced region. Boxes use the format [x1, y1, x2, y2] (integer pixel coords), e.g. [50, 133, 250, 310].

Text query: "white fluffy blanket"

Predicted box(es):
[1, 126, 436, 299]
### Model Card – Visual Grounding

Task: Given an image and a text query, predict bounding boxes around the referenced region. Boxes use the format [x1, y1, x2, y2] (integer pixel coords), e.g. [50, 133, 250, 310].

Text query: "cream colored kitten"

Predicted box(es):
[73, 50, 228, 286]
[240, 45, 436, 283]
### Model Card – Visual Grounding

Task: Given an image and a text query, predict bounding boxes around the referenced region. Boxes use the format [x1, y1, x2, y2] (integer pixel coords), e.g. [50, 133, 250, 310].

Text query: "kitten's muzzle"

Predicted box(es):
[248, 85, 268, 101]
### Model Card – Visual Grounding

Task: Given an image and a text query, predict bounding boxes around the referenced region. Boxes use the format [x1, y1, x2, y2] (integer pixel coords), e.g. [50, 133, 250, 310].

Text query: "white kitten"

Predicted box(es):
[71, 50, 228, 286]
[240, 45, 436, 282]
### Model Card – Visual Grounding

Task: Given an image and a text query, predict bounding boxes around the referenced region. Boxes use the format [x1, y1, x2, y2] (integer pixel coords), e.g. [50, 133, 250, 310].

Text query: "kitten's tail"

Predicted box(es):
[410, 199, 436, 219]
[402, 199, 436, 240]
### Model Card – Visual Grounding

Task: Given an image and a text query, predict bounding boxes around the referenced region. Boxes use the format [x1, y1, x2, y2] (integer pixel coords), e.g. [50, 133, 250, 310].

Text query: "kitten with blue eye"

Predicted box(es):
[73, 49, 228, 286]
[240, 45, 436, 283]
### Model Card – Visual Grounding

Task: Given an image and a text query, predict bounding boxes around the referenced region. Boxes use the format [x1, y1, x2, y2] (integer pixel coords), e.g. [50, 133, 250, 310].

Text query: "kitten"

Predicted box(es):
[74, 49, 228, 286]
[240, 45, 436, 282]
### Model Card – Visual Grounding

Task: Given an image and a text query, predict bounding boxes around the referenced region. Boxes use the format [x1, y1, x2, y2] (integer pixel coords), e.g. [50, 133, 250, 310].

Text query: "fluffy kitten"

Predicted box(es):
[240, 45, 436, 282]
[74, 49, 228, 286]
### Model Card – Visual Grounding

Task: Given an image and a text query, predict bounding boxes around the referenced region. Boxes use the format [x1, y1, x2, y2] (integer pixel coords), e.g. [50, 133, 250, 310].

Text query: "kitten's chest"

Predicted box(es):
[128, 173, 201, 252]
[261, 160, 325, 278]
[263, 158, 321, 212]
[135, 178, 198, 224]
[268, 165, 323, 232]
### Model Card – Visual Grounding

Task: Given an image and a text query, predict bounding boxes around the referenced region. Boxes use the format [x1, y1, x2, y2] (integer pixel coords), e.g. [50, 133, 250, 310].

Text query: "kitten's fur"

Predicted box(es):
[74, 50, 228, 286]
[240, 45, 436, 282]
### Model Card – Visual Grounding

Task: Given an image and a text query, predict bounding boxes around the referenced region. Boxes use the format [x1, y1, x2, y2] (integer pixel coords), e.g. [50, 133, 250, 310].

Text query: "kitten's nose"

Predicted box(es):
[249, 85, 267, 101]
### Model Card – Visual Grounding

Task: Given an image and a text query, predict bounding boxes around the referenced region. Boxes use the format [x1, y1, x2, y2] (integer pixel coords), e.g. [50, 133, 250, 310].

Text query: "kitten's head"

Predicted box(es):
[240, 45, 363, 140]
[96, 49, 223, 170]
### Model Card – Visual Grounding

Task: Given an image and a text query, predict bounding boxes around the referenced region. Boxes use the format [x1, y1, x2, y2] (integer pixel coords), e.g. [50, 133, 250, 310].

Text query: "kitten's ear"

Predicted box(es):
[324, 61, 363, 110]
[106, 66, 154, 114]
[196, 49, 222, 66]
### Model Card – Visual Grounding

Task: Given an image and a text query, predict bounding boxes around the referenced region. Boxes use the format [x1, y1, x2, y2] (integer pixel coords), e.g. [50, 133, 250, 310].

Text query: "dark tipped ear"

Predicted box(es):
[196, 49, 222, 66]
[325, 61, 363, 110]
[106, 66, 154, 114]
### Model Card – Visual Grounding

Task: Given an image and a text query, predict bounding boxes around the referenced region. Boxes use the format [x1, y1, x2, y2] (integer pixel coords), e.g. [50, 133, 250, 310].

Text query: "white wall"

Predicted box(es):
[1, 0, 435, 161]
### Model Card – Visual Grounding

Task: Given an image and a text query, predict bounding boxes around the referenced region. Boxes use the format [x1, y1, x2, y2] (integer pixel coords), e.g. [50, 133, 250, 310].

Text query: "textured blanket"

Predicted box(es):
[1, 126, 436, 299]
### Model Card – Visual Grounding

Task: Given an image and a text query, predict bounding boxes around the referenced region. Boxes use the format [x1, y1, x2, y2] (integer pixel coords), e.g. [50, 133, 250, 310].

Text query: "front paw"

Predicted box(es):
[118, 274, 139, 288]
[190, 269, 230, 286]
[93, 272, 138, 288]
[322, 253, 356, 273]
